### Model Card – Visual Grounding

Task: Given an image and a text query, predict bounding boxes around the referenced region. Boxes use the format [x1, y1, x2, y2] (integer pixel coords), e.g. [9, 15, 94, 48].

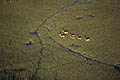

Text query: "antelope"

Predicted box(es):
[62, 28, 69, 35]
[59, 32, 66, 38]
[76, 35, 82, 40]
[85, 37, 90, 42]
[69, 33, 75, 39]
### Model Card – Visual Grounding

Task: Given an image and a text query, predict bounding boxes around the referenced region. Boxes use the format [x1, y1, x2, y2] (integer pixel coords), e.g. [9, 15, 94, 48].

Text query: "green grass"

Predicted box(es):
[0, 0, 120, 80]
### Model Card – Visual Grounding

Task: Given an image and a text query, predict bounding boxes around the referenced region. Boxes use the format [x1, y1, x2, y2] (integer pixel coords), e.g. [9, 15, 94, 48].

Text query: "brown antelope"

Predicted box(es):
[85, 36, 90, 42]
[76, 35, 82, 40]
[69, 33, 75, 39]
[62, 28, 69, 35]
[59, 32, 66, 38]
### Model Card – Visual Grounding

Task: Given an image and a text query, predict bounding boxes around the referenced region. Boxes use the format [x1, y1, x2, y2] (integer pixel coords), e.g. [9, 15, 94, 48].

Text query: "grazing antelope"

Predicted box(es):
[70, 33, 75, 39]
[85, 37, 90, 42]
[63, 30, 69, 35]
[62, 28, 69, 35]
[59, 32, 66, 38]
[76, 35, 82, 40]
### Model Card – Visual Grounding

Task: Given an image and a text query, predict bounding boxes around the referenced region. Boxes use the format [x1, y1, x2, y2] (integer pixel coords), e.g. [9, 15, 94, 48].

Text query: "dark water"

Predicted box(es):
[25, 42, 33, 46]
[30, 31, 43, 46]
[0, 68, 26, 74]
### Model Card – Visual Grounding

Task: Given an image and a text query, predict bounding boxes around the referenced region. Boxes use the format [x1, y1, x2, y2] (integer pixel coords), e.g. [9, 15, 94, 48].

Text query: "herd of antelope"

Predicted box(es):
[59, 28, 90, 42]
